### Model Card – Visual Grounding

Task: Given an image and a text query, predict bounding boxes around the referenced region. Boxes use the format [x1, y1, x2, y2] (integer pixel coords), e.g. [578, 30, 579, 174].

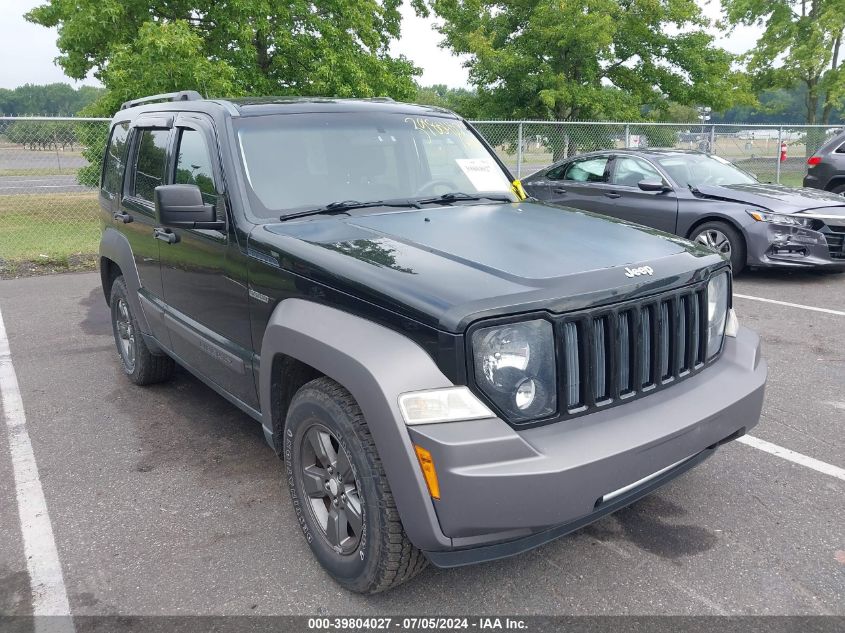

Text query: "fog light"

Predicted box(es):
[515, 378, 536, 410]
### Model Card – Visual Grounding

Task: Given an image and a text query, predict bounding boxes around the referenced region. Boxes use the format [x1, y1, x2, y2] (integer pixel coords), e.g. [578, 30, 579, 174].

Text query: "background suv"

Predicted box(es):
[805, 129, 845, 194]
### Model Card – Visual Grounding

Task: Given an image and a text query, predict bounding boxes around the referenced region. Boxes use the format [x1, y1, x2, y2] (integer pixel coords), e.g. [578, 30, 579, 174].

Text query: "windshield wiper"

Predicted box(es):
[415, 191, 515, 205]
[279, 192, 516, 221]
[279, 199, 421, 221]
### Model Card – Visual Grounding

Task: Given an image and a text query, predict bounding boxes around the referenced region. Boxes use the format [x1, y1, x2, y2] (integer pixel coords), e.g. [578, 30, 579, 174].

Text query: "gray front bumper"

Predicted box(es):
[408, 326, 766, 561]
[746, 222, 845, 269]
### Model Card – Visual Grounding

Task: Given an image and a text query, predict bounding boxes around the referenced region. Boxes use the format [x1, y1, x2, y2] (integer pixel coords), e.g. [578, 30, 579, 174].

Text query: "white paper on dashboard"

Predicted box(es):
[455, 158, 507, 191]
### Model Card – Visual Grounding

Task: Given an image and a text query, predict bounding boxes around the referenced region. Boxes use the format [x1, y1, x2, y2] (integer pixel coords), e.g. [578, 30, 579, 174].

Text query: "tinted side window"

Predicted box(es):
[563, 157, 609, 183]
[610, 157, 662, 187]
[101, 122, 129, 195]
[174, 129, 218, 204]
[546, 163, 569, 180]
[131, 129, 169, 203]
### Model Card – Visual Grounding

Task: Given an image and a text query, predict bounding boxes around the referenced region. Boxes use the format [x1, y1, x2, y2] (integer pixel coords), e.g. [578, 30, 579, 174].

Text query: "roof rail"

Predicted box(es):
[120, 90, 203, 111]
[367, 96, 395, 102]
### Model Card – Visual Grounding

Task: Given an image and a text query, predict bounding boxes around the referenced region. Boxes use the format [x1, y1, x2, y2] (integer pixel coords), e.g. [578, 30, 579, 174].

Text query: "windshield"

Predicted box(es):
[653, 153, 758, 188]
[235, 112, 516, 218]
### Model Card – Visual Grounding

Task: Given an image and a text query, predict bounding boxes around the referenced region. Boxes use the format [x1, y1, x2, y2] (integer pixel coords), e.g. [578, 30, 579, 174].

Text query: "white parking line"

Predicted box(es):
[738, 435, 845, 482]
[734, 293, 845, 317]
[0, 305, 75, 628]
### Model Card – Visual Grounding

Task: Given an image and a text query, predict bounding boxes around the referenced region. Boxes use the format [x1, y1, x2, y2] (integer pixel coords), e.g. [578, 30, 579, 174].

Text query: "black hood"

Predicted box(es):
[255, 202, 725, 331]
[694, 183, 845, 215]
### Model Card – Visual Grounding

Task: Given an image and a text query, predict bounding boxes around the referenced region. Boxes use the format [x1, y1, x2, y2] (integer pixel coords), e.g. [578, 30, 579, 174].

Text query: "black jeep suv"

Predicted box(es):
[99, 91, 767, 593]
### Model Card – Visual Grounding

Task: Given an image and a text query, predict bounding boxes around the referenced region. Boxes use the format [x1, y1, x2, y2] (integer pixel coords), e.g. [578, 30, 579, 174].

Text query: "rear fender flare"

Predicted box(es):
[99, 227, 152, 335]
[824, 176, 845, 192]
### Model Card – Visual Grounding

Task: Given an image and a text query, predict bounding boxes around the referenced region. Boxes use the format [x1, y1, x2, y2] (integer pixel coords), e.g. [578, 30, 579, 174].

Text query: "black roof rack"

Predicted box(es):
[120, 90, 203, 111]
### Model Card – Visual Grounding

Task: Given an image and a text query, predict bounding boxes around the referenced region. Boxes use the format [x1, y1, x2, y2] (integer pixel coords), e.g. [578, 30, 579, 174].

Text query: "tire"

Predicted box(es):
[284, 377, 428, 594]
[109, 276, 174, 385]
[691, 221, 746, 275]
[829, 184, 845, 196]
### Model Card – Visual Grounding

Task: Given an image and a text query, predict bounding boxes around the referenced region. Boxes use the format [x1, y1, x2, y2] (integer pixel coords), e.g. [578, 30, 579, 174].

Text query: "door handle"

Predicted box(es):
[113, 211, 133, 224]
[553, 187, 568, 194]
[604, 192, 622, 199]
[153, 227, 179, 244]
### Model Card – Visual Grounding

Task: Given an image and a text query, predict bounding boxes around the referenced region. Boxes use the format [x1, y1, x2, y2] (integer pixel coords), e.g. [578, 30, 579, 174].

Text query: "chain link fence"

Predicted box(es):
[475, 121, 844, 186]
[0, 116, 109, 275]
[0, 116, 841, 275]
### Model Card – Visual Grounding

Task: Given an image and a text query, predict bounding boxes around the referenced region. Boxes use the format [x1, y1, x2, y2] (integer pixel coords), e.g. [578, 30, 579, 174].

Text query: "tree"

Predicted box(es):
[414, 84, 484, 117]
[5, 120, 77, 150]
[25, 0, 423, 116]
[87, 20, 239, 114]
[426, 0, 746, 127]
[0, 83, 103, 116]
[723, 0, 845, 126]
[711, 86, 845, 124]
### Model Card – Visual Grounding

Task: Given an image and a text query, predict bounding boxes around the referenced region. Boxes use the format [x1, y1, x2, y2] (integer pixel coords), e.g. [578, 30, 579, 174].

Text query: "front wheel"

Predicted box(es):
[691, 221, 746, 274]
[284, 377, 428, 593]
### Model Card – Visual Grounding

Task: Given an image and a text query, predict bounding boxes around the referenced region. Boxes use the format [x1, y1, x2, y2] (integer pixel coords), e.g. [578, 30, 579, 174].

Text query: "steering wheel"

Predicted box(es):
[416, 179, 459, 196]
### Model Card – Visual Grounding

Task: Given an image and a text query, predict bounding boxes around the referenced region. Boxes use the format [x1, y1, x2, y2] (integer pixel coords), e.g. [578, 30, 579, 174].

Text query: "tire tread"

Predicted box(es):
[110, 277, 174, 385]
[298, 377, 428, 593]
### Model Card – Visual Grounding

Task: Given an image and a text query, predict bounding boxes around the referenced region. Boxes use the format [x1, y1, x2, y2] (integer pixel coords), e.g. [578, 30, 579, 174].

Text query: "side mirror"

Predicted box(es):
[154, 184, 224, 229]
[638, 178, 672, 193]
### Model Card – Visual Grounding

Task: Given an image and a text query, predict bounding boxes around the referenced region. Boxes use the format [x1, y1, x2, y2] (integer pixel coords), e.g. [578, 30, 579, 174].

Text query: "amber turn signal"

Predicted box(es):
[414, 445, 441, 500]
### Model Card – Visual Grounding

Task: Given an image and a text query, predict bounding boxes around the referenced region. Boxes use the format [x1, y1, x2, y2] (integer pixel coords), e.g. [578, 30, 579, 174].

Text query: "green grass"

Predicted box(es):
[0, 192, 99, 276]
[731, 157, 808, 188]
[748, 171, 805, 188]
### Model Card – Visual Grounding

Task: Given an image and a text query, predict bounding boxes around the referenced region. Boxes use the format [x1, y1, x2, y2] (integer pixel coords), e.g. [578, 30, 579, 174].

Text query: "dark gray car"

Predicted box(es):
[804, 128, 845, 193]
[523, 149, 845, 273]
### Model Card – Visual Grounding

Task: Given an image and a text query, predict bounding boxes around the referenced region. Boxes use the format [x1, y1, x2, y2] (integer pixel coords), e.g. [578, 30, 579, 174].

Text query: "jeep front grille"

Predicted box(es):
[558, 283, 710, 415]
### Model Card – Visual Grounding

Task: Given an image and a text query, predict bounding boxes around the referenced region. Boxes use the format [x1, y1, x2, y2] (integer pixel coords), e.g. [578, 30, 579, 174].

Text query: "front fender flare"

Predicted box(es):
[259, 299, 454, 550]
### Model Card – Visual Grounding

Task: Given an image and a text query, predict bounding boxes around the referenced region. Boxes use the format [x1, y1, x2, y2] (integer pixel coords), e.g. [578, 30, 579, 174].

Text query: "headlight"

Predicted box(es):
[706, 272, 730, 358]
[746, 210, 812, 227]
[472, 319, 556, 422]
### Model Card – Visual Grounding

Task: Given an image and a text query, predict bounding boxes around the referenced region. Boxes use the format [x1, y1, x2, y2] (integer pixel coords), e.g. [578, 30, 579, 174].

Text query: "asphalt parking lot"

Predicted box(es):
[0, 270, 843, 617]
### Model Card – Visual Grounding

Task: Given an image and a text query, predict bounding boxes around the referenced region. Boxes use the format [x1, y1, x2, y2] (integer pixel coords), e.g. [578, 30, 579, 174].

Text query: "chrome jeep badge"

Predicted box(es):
[624, 265, 654, 278]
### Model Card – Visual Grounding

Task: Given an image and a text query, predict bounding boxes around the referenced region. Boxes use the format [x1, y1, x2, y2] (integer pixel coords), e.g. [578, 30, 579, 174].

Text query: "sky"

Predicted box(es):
[0, 0, 763, 91]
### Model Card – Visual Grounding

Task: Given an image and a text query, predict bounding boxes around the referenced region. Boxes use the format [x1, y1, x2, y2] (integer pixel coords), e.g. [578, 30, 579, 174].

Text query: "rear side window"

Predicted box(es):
[101, 122, 129, 195]
[131, 129, 169, 204]
[563, 157, 609, 183]
[546, 162, 568, 180]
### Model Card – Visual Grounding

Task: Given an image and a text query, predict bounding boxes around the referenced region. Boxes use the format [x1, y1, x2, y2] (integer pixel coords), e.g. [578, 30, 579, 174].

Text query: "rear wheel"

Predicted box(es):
[284, 377, 428, 593]
[829, 184, 845, 195]
[109, 277, 174, 385]
[691, 221, 746, 274]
